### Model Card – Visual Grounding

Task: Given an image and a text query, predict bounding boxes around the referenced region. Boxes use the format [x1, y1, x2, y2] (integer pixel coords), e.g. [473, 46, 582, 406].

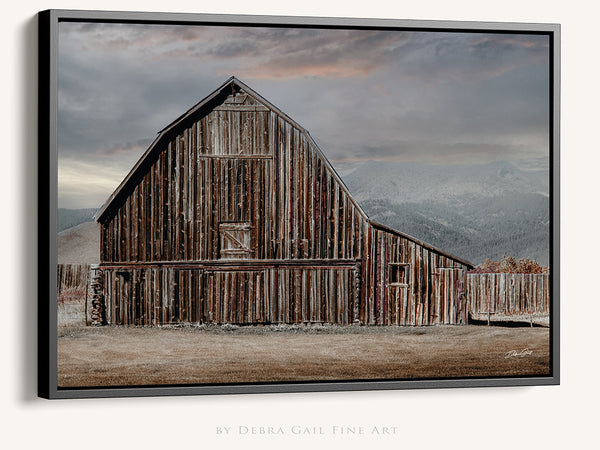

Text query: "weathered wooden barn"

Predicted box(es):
[93, 77, 474, 327]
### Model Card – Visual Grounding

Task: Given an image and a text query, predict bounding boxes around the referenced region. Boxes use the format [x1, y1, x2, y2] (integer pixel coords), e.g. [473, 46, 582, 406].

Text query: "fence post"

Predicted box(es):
[528, 291, 533, 327]
[487, 276, 491, 326]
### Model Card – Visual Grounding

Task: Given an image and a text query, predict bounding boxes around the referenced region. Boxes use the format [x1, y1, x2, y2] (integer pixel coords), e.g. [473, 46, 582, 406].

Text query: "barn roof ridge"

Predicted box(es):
[157, 76, 306, 135]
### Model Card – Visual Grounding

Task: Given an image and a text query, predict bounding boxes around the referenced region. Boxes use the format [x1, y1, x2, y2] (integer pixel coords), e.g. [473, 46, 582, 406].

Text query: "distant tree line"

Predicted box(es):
[468, 256, 549, 274]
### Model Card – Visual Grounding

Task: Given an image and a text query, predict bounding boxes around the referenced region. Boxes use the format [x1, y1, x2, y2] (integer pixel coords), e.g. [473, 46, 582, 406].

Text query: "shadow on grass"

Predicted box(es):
[467, 315, 548, 328]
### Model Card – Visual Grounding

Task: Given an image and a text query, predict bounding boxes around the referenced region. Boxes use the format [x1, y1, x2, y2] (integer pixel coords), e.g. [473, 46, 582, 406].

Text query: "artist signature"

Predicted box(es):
[505, 348, 533, 359]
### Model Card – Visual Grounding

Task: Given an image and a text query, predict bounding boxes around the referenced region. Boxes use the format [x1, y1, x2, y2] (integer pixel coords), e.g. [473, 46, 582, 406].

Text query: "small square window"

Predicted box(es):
[389, 263, 409, 286]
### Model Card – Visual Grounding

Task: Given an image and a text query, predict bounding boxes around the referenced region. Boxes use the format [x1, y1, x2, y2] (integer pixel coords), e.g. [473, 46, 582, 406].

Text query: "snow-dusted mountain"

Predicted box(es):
[342, 160, 550, 265]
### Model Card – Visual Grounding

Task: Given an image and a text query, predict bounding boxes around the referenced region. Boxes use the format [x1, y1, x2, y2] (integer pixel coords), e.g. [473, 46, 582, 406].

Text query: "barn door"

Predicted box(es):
[387, 263, 410, 325]
[432, 268, 467, 324]
[202, 270, 267, 324]
[454, 269, 467, 324]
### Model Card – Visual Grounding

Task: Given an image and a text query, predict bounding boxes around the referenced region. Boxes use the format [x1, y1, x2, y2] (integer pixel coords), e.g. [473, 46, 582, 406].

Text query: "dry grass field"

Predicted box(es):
[57, 325, 550, 388]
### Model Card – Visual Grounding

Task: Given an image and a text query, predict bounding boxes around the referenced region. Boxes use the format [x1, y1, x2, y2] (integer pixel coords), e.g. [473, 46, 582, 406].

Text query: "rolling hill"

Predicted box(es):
[57, 221, 100, 264]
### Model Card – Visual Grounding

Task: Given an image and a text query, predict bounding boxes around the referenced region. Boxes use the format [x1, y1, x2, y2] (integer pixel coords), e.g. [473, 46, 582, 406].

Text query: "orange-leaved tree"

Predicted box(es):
[469, 256, 549, 274]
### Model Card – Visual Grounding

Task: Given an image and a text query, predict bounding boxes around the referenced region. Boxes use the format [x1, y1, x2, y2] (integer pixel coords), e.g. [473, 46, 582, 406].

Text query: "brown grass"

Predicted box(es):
[57, 287, 86, 305]
[57, 288, 87, 327]
[57, 325, 550, 388]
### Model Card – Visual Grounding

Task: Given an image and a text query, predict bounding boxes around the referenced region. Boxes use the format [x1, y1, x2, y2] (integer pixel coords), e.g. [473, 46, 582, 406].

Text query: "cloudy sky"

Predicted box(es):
[58, 22, 550, 208]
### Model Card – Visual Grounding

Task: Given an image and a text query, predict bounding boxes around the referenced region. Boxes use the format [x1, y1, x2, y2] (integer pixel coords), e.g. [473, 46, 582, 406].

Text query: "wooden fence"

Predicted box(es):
[57, 264, 91, 327]
[466, 273, 550, 325]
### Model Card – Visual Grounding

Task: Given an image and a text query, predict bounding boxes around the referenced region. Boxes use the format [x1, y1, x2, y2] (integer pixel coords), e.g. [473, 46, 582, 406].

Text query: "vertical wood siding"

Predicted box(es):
[359, 225, 470, 326]
[100, 93, 363, 264]
[97, 85, 473, 326]
[102, 266, 355, 326]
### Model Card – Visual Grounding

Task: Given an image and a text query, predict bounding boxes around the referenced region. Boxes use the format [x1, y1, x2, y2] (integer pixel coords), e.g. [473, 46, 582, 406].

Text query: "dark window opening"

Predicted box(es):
[389, 263, 409, 286]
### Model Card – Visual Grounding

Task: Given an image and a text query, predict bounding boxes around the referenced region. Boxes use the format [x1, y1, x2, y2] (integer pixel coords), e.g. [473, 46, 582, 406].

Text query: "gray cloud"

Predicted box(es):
[57, 22, 550, 208]
[96, 138, 154, 156]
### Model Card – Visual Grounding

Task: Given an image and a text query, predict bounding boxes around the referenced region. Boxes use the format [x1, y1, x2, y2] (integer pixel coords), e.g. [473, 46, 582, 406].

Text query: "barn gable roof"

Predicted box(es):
[95, 76, 365, 223]
[95, 76, 473, 268]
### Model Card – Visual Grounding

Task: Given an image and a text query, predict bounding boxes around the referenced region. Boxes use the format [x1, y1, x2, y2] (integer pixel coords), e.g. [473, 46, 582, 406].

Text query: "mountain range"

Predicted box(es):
[342, 160, 550, 265]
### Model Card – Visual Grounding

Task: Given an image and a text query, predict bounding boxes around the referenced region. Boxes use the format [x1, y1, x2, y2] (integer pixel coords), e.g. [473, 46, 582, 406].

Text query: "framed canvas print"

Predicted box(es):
[38, 9, 560, 399]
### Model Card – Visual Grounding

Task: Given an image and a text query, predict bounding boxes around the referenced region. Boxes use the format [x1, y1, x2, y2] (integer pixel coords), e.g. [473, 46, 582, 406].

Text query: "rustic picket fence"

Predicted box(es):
[57, 263, 91, 327]
[466, 273, 550, 325]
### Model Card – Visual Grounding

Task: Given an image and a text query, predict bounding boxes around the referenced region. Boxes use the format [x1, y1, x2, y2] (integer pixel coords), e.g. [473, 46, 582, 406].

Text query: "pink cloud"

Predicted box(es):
[234, 62, 381, 80]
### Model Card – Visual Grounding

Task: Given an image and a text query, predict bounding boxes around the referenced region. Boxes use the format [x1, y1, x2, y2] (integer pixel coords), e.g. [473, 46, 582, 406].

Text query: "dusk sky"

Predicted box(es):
[58, 22, 550, 209]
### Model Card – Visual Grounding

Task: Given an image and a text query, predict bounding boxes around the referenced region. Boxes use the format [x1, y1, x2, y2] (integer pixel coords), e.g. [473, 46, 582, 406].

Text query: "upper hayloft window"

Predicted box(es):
[219, 222, 252, 259]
